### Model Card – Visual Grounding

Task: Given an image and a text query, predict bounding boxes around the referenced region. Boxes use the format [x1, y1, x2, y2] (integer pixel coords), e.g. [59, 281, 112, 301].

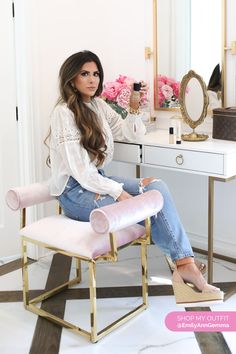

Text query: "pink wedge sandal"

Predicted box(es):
[172, 269, 224, 307]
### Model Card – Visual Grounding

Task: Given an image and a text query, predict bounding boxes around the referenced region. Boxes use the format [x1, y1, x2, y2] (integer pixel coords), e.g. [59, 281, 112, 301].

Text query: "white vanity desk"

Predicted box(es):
[113, 129, 236, 295]
[114, 129, 236, 178]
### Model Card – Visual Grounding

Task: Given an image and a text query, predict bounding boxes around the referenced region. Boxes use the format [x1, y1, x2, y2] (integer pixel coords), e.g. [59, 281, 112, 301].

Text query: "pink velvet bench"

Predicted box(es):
[6, 182, 163, 343]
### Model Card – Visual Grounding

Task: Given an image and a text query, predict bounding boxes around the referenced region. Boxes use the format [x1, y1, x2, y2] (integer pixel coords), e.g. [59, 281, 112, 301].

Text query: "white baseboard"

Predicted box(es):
[0, 254, 21, 265]
[188, 231, 236, 259]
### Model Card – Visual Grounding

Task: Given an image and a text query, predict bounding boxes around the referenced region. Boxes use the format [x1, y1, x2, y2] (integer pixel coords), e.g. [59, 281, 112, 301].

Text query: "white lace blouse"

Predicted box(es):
[49, 97, 146, 200]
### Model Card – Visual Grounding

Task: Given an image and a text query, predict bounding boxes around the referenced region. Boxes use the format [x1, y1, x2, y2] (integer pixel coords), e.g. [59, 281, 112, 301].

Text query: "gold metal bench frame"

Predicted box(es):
[21, 207, 151, 343]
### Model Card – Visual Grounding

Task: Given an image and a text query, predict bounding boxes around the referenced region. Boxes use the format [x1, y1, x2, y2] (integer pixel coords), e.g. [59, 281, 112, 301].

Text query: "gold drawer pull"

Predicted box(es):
[176, 154, 184, 165]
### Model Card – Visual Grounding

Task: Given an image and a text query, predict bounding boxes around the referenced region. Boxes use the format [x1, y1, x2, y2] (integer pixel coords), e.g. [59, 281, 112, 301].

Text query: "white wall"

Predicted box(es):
[22, 0, 152, 184]
[0, 0, 20, 259]
[226, 0, 236, 106]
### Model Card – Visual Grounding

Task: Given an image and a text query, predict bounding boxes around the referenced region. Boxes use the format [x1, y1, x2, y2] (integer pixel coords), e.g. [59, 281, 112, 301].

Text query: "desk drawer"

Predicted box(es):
[114, 142, 141, 163]
[143, 146, 224, 174]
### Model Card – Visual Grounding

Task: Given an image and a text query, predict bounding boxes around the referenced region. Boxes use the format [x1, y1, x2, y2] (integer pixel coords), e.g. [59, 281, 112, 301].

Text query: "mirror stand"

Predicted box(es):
[179, 70, 209, 141]
[182, 130, 209, 142]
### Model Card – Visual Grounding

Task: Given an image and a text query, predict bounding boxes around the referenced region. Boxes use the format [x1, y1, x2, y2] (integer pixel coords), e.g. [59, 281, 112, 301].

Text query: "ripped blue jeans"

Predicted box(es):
[58, 172, 194, 261]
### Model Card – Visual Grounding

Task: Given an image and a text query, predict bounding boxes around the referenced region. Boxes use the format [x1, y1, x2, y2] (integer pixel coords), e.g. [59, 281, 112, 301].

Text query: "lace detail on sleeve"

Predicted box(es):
[51, 105, 81, 147]
[105, 107, 118, 124]
[54, 125, 80, 146]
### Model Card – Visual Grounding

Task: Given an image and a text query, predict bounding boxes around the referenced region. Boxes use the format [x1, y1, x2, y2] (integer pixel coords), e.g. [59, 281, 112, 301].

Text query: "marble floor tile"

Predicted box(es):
[0, 257, 50, 291]
[1, 246, 235, 292]
[59, 296, 201, 354]
[0, 302, 37, 354]
[0, 246, 235, 353]
[69, 246, 172, 288]
[211, 293, 236, 354]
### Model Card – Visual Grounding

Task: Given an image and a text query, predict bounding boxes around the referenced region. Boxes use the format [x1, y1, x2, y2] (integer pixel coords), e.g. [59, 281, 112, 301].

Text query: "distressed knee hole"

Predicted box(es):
[95, 193, 101, 201]
[94, 193, 106, 207]
[139, 177, 159, 193]
[140, 177, 158, 188]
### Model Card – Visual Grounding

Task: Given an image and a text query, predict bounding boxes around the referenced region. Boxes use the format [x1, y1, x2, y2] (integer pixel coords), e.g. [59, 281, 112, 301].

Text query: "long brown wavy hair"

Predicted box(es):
[46, 50, 107, 166]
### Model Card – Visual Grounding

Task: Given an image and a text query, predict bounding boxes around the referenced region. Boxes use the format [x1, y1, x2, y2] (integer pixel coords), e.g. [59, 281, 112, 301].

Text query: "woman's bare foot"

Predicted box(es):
[177, 263, 220, 292]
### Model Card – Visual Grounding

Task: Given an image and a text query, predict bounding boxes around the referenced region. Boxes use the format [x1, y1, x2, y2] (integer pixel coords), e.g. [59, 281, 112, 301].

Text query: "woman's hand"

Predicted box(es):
[117, 190, 133, 202]
[140, 81, 149, 97]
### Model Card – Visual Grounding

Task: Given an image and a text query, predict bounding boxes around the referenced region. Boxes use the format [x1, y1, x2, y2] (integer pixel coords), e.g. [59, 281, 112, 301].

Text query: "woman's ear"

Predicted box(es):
[70, 81, 77, 92]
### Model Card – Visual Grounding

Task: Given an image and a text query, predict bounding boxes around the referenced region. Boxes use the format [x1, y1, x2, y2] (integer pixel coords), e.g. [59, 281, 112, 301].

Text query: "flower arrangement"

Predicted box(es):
[101, 75, 148, 119]
[157, 75, 181, 108]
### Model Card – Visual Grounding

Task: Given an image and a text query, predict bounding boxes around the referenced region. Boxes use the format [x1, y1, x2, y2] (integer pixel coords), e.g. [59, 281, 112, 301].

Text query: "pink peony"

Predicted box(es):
[116, 75, 135, 88]
[157, 74, 181, 107]
[158, 75, 179, 87]
[101, 74, 148, 115]
[158, 75, 168, 84]
[116, 75, 127, 84]
[101, 82, 121, 101]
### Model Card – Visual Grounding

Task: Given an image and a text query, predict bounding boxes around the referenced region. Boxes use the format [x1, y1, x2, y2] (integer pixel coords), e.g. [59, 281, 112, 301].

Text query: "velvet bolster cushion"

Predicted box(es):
[5, 182, 54, 210]
[90, 190, 164, 234]
[6, 184, 164, 236]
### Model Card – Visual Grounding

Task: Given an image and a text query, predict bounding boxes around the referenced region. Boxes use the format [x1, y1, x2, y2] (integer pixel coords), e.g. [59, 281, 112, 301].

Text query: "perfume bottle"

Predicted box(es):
[130, 82, 141, 112]
[170, 115, 182, 144]
[169, 127, 175, 144]
[176, 119, 182, 144]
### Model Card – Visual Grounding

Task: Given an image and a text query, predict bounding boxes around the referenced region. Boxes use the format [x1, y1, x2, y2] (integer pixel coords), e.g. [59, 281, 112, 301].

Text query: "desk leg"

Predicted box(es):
[208, 176, 214, 284]
[136, 165, 141, 178]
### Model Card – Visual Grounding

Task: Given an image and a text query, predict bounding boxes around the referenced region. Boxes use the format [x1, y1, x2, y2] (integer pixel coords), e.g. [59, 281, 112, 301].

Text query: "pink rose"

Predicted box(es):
[158, 92, 165, 106]
[124, 76, 134, 88]
[140, 94, 148, 106]
[172, 82, 180, 98]
[166, 77, 175, 86]
[158, 75, 168, 84]
[161, 84, 173, 100]
[158, 80, 165, 89]
[116, 87, 131, 108]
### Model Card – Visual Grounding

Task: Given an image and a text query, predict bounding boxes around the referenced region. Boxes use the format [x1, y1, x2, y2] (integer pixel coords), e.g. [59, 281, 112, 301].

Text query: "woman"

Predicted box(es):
[48, 50, 223, 306]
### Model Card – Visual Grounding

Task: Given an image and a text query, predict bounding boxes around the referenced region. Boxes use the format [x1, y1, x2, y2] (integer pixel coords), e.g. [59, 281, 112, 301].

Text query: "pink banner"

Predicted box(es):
[165, 311, 236, 332]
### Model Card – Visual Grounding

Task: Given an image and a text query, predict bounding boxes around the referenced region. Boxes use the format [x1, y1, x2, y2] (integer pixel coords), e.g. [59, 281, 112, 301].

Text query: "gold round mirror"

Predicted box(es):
[179, 70, 209, 141]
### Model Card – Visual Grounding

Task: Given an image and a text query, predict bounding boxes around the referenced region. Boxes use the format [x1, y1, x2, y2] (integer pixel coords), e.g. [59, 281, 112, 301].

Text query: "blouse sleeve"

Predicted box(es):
[50, 105, 123, 200]
[97, 98, 146, 141]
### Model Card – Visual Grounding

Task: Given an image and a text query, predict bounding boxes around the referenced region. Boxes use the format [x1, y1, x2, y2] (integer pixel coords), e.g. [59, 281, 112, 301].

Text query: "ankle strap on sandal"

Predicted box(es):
[176, 257, 194, 267]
